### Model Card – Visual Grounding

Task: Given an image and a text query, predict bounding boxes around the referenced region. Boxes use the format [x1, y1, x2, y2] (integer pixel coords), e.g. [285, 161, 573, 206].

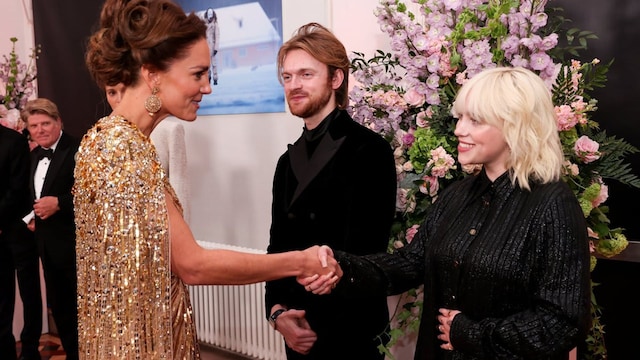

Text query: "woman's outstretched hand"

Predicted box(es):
[298, 245, 340, 295]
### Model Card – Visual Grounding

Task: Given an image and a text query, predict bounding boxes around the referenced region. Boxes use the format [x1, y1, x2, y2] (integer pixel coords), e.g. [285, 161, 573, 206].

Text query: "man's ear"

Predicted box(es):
[332, 68, 344, 90]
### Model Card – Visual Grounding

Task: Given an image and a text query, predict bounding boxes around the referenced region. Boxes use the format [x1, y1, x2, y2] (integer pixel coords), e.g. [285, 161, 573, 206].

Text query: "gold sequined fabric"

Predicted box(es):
[73, 115, 200, 359]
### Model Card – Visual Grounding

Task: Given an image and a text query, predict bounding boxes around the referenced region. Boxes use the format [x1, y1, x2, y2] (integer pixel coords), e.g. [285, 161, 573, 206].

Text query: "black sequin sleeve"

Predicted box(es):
[334, 228, 426, 298]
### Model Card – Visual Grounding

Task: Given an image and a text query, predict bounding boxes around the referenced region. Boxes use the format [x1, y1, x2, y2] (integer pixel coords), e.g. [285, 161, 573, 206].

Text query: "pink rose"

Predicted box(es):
[592, 183, 608, 208]
[416, 106, 433, 128]
[403, 88, 425, 107]
[574, 135, 600, 163]
[563, 160, 579, 176]
[405, 224, 420, 243]
[419, 175, 439, 197]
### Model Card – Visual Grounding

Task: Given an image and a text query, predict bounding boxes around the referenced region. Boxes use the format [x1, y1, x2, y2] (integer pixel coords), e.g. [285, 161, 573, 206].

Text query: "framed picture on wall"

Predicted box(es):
[177, 0, 284, 115]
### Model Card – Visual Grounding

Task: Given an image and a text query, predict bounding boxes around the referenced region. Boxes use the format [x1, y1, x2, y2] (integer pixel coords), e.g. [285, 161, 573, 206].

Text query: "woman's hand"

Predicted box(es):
[437, 308, 460, 351]
[297, 245, 340, 294]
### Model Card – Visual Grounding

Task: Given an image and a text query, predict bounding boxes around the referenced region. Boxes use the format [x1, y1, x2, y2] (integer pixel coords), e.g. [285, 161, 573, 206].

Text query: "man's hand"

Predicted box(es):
[27, 218, 35, 232]
[275, 309, 317, 355]
[33, 196, 59, 220]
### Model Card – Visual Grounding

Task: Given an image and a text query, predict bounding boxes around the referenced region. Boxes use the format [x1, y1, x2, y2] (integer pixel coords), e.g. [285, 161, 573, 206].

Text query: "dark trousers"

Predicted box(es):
[41, 251, 78, 360]
[0, 224, 42, 360]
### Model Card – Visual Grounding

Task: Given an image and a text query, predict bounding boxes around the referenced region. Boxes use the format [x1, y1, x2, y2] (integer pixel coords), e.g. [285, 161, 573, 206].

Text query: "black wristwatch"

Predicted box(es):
[269, 308, 287, 329]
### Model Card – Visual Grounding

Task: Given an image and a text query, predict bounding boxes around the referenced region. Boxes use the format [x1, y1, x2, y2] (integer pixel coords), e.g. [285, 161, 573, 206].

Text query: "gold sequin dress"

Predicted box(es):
[73, 115, 200, 359]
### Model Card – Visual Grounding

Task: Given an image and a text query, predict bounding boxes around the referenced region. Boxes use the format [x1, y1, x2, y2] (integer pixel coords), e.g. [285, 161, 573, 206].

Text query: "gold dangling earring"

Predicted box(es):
[144, 86, 162, 116]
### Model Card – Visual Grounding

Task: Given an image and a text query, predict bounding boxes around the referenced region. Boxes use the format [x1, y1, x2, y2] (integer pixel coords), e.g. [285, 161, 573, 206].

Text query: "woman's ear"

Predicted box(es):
[141, 65, 159, 88]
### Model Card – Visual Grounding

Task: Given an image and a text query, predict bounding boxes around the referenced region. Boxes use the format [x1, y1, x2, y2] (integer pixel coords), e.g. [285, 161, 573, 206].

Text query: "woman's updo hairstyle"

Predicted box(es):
[86, 0, 206, 89]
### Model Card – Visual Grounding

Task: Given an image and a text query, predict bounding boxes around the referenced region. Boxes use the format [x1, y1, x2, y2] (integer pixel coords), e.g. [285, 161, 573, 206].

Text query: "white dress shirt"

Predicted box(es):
[22, 133, 61, 224]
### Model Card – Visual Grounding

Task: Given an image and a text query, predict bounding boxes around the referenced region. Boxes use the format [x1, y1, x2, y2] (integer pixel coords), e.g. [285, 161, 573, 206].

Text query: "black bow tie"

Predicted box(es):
[37, 148, 54, 160]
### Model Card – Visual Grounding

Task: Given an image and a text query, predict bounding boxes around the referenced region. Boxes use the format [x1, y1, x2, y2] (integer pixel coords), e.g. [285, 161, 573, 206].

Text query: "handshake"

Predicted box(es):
[298, 245, 342, 295]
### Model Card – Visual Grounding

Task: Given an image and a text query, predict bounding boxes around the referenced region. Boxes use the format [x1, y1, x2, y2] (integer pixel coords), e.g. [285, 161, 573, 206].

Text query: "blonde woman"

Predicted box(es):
[308, 67, 591, 359]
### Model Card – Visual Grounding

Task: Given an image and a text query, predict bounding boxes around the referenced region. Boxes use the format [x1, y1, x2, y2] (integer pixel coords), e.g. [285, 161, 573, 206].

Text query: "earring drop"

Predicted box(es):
[144, 86, 162, 116]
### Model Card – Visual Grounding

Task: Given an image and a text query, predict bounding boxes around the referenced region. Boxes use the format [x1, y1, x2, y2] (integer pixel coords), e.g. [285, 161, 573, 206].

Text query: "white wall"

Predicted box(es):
[0, 0, 36, 78]
[0, 0, 389, 251]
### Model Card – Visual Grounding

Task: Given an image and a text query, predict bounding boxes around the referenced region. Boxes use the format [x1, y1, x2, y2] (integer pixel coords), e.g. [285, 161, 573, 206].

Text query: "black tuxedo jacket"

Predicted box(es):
[265, 109, 397, 356]
[0, 126, 31, 233]
[29, 132, 80, 268]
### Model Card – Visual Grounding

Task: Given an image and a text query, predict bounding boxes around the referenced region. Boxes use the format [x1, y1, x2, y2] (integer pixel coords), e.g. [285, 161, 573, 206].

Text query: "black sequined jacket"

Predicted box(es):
[335, 169, 591, 360]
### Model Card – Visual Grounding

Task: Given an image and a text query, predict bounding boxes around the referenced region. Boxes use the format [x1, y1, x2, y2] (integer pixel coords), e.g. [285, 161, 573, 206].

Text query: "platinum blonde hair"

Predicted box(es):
[452, 67, 563, 190]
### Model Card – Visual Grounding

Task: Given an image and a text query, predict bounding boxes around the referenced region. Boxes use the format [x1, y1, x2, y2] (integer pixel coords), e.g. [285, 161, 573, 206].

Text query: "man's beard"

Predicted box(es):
[287, 82, 333, 119]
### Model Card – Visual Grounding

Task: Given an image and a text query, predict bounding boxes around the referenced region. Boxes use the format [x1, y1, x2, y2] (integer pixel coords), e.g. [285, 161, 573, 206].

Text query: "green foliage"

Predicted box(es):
[584, 282, 607, 359]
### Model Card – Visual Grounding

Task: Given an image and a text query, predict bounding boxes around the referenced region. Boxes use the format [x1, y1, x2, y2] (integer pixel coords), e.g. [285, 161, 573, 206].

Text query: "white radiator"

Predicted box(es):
[190, 241, 286, 360]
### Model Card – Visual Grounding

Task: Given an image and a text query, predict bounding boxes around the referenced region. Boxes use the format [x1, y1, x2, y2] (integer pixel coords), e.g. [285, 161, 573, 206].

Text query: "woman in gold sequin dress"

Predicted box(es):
[74, 1, 340, 359]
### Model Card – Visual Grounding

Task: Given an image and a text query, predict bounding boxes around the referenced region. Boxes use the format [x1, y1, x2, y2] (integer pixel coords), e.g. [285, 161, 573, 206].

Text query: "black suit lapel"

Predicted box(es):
[288, 139, 307, 186]
[40, 133, 69, 196]
[289, 132, 345, 206]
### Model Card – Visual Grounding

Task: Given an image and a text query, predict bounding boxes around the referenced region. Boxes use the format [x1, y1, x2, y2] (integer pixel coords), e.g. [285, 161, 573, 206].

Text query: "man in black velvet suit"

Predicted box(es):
[21, 98, 79, 360]
[264, 23, 397, 359]
[0, 125, 42, 360]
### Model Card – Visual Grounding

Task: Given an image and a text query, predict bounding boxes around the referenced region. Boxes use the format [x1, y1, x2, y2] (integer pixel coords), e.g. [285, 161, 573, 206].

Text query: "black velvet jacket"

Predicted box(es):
[336, 170, 591, 360]
[265, 109, 397, 359]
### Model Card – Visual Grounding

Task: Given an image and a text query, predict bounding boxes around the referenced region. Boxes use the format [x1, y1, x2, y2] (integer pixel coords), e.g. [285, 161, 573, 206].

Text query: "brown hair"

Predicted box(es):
[21, 98, 61, 122]
[85, 0, 207, 89]
[277, 23, 350, 109]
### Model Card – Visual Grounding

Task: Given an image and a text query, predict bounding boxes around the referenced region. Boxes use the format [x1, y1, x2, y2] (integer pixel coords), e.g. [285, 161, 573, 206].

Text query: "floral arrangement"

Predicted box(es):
[0, 37, 40, 132]
[347, 0, 640, 358]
